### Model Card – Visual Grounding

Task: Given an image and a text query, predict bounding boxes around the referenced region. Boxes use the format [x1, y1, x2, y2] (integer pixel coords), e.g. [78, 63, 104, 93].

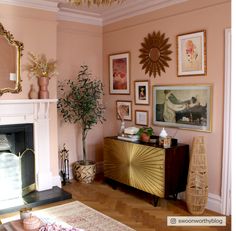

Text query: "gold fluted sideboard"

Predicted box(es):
[104, 137, 189, 204]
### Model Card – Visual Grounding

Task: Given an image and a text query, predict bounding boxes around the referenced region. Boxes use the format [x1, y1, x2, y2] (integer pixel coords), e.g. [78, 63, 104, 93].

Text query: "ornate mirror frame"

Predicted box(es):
[0, 23, 24, 96]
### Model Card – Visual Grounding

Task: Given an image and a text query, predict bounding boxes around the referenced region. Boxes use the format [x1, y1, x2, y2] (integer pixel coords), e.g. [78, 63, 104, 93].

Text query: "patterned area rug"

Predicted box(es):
[34, 201, 134, 231]
[0, 201, 134, 231]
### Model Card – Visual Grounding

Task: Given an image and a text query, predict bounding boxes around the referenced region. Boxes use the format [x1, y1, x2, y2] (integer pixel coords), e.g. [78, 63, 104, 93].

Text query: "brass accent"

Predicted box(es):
[139, 31, 172, 78]
[0, 22, 24, 96]
[20, 148, 36, 196]
[22, 183, 36, 197]
[104, 138, 165, 197]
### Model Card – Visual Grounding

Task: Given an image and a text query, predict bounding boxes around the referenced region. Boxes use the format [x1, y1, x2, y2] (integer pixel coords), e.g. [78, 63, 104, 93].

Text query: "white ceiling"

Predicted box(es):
[0, 0, 188, 25]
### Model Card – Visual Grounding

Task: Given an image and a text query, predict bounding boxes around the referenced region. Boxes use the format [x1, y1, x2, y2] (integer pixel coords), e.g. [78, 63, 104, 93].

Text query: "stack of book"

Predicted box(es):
[117, 127, 139, 142]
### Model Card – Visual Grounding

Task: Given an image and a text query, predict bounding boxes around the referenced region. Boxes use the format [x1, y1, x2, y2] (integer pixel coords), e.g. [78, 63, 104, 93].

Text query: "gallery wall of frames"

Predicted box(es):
[110, 30, 211, 132]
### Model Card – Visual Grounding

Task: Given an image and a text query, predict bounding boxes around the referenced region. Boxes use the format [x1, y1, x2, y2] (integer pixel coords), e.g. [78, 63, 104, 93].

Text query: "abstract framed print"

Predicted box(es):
[109, 52, 130, 94]
[177, 30, 206, 76]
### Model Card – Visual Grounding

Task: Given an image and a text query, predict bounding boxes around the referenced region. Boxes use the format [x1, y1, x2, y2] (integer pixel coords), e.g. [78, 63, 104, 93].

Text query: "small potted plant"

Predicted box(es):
[57, 65, 105, 183]
[24, 52, 57, 99]
[137, 127, 154, 143]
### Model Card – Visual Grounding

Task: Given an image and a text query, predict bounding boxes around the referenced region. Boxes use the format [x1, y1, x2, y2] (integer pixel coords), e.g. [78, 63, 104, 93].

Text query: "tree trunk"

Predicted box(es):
[82, 128, 87, 163]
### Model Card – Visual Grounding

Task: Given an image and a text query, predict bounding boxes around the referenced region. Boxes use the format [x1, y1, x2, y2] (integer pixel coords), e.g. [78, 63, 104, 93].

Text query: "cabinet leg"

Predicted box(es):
[152, 195, 159, 207]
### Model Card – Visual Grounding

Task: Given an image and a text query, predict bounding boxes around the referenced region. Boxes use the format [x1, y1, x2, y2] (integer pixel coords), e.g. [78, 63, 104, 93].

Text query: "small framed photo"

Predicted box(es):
[135, 110, 148, 126]
[109, 52, 130, 94]
[152, 84, 212, 132]
[177, 30, 206, 76]
[134, 80, 149, 105]
[116, 100, 132, 121]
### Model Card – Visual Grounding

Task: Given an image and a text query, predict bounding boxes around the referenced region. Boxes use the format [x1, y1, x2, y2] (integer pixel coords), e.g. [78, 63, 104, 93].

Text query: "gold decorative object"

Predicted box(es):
[104, 138, 165, 197]
[67, 0, 124, 6]
[139, 31, 172, 78]
[186, 136, 208, 215]
[0, 22, 24, 96]
[24, 52, 57, 79]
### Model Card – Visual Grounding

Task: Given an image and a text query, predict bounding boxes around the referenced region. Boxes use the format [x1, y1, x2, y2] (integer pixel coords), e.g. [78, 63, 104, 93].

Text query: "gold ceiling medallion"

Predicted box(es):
[139, 31, 172, 78]
[67, 0, 124, 6]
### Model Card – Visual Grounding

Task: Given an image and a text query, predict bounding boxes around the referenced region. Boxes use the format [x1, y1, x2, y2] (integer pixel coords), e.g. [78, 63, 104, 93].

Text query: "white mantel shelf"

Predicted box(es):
[0, 99, 57, 104]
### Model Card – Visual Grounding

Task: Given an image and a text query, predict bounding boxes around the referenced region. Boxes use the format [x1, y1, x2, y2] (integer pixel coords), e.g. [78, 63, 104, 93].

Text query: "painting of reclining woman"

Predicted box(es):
[153, 85, 212, 132]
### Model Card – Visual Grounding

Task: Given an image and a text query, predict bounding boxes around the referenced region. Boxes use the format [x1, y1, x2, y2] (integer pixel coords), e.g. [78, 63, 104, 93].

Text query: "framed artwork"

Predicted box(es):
[116, 100, 132, 121]
[135, 110, 148, 126]
[134, 80, 149, 105]
[177, 30, 206, 76]
[153, 84, 212, 132]
[109, 52, 130, 94]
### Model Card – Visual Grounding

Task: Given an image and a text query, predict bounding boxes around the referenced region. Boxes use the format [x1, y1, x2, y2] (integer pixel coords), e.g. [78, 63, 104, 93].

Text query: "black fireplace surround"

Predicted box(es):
[0, 123, 71, 215]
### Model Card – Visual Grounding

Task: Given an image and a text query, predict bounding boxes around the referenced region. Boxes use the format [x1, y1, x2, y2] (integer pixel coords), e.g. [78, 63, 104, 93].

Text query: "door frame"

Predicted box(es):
[221, 28, 231, 215]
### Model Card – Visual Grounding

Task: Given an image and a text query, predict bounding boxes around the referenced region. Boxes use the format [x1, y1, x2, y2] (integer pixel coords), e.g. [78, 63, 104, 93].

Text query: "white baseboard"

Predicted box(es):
[207, 193, 221, 214]
[178, 192, 222, 214]
[52, 175, 62, 188]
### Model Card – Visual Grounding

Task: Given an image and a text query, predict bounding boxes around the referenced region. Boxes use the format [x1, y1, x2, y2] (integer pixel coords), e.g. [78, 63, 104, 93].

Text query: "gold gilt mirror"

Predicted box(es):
[139, 31, 172, 78]
[0, 22, 24, 96]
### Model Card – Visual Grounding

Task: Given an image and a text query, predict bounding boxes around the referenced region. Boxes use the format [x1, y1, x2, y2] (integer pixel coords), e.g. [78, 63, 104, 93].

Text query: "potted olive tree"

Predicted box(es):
[57, 65, 105, 183]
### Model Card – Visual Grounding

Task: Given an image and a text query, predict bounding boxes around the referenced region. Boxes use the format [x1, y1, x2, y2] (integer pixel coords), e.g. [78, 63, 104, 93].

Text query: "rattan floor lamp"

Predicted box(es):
[186, 136, 208, 215]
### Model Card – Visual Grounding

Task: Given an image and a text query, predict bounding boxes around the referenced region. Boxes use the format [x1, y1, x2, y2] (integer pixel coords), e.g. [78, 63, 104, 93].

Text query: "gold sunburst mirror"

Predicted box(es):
[139, 31, 172, 78]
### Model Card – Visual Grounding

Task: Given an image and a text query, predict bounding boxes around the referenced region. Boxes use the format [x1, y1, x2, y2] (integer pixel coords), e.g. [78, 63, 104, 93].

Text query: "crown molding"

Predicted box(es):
[0, 0, 59, 12]
[0, 0, 188, 26]
[102, 0, 188, 25]
[58, 7, 103, 26]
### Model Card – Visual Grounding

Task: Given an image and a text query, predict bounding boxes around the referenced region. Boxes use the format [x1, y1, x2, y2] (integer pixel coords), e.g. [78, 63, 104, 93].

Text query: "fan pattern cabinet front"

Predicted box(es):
[104, 137, 189, 200]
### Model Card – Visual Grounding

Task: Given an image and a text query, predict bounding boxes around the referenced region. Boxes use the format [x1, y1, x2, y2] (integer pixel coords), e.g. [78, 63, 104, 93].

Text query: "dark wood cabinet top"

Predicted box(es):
[105, 136, 188, 149]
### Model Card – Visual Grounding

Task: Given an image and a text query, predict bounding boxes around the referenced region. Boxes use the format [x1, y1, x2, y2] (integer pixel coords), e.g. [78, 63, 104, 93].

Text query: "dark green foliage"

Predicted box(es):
[137, 127, 154, 137]
[57, 65, 105, 162]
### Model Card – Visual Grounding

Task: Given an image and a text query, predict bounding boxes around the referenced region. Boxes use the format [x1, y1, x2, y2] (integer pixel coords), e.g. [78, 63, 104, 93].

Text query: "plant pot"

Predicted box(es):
[140, 133, 150, 142]
[73, 160, 96, 184]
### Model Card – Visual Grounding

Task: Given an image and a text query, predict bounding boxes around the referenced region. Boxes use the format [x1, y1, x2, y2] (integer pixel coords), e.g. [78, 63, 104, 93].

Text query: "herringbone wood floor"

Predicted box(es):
[0, 175, 231, 231]
[62, 175, 231, 231]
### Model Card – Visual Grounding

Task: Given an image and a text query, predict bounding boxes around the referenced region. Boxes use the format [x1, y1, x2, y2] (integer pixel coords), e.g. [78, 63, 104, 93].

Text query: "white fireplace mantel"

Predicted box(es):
[0, 99, 59, 191]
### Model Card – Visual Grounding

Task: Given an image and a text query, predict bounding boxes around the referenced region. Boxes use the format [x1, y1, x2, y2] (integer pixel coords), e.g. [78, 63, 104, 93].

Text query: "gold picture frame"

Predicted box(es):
[153, 84, 212, 132]
[177, 30, 207, 76]
[134, 80, 149, 105]
[135, 110, 148, 126]
[109, 52, 130, 95]
[116, 100, 132, 121]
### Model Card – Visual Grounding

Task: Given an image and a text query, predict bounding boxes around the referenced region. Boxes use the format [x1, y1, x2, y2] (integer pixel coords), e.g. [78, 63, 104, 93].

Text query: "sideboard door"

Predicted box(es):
[104, 138, 165, 197]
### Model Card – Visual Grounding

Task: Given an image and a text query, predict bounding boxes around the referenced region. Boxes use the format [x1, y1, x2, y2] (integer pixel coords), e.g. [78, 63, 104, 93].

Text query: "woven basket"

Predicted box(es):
[186, 136, 208, 215]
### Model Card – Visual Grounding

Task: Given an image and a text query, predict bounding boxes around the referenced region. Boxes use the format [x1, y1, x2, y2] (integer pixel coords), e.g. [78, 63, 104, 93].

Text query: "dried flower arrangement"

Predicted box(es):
[24, 52, 57, 78]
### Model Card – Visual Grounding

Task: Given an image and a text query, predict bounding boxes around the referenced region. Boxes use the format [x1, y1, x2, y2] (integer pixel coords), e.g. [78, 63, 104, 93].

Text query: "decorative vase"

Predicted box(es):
[28, 84, 38, 99]
[73, 160, 96, 184]
[38, 77, 49, 99]
[186, 136, 208, 215]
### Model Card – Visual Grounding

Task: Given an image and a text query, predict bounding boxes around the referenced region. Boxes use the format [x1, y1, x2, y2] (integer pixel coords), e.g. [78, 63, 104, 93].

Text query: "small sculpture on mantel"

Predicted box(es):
[28, 84, 38, 99]
[59, 144, 70, 185]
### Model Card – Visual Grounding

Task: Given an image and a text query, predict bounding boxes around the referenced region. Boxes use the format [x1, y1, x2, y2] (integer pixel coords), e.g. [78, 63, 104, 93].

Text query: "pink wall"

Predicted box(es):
[0, 5, 59, 177]
[0, 0, 231, 197]
[103, 0, 231, 196]
[57, 21, 103, 165]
